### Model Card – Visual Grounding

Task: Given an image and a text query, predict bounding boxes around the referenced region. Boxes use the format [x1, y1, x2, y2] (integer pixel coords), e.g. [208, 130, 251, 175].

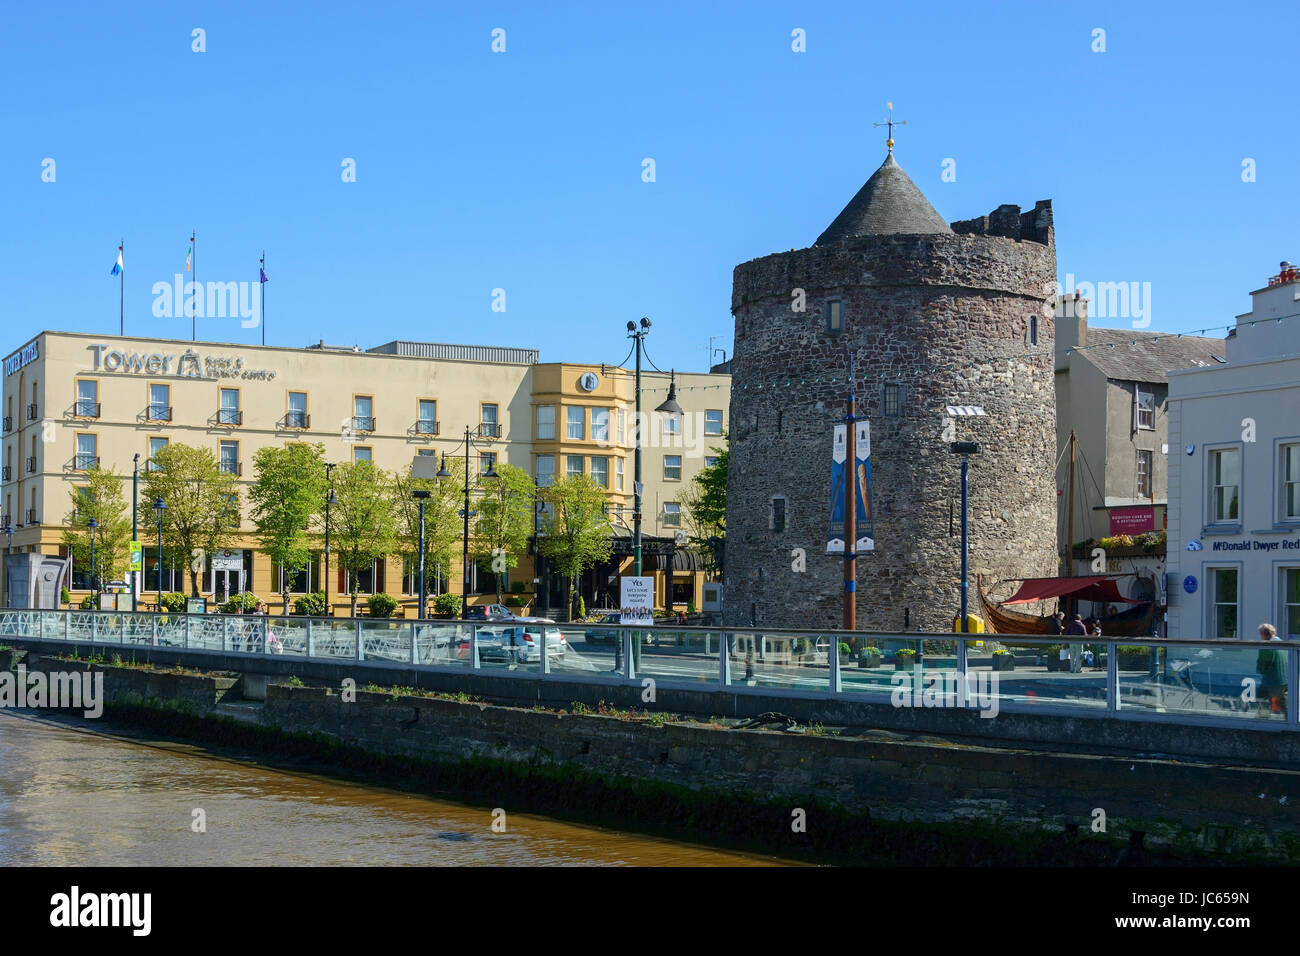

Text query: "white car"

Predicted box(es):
[476, 619, 567, 663]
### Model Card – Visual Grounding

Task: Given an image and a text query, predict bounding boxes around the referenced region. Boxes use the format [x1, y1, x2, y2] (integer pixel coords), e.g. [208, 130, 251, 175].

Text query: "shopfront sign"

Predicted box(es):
[1109, 505, 1154, 535]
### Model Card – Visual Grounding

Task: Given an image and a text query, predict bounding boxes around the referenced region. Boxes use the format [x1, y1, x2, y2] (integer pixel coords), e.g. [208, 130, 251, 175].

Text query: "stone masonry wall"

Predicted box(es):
[724, 229, 1059, 630]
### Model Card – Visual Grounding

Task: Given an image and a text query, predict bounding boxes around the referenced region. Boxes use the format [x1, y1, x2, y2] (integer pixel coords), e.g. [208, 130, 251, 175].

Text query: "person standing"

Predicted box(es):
[1257, 623, 1286, 715]
[1065, 613, 1087, 674]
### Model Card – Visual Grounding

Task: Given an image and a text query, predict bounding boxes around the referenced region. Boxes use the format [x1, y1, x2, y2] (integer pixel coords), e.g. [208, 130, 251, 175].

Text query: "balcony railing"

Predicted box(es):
[1, 466, 9, 482]
[416, 419, 440, 435]
[219, 460, 242, 476]
[26, 404, 38, 421]
[25, 456, 36, 474]
[351, 416, 375, 432]
[75, 454, 99, 470]
[285, 411, 309, 429]
[217, 408, 242, 426]
[75, 400, 101, 418]
[1, 416, 10, 432]
[147, 404, 172, 422]
[479, 422, 500, 438]
[25, 509, 36, 525]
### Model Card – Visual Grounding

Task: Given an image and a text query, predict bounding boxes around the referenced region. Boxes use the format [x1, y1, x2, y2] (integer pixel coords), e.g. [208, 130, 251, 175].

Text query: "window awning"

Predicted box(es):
[1002, 576, 1144, 606]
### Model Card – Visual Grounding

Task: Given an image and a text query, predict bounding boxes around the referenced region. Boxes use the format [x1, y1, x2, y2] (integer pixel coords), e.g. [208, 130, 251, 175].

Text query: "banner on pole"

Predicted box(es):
[826, 420, 874, 554]
[619, 576, 655, 626]
[129, 541, 143, 572]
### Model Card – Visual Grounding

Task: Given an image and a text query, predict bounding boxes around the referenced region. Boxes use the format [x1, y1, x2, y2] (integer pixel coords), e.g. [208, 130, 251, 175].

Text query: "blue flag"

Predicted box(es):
[109, 248, 123, 276]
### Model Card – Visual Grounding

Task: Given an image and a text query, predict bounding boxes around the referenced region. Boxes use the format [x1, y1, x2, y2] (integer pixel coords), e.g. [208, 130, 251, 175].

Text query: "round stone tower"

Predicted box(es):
[723, 149, 1059, 631]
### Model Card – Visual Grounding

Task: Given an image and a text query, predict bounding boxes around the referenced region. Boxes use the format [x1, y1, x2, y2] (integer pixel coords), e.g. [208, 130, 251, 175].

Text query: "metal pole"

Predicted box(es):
[632, 329, 644, 667]
[90, 531, 96, 610]
[417, 497, 426, 620]
[157, 516, 163, 610]
[131, 454, 139, 611]
[843, 356, 857, 631]
[960, 454, 970, 633]
[324, 462, 336, 617]
[462, 425, 471, 606]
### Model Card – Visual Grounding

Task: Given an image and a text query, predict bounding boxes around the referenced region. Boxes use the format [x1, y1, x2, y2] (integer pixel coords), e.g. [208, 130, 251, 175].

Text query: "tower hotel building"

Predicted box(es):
[1, 331, 729, 614]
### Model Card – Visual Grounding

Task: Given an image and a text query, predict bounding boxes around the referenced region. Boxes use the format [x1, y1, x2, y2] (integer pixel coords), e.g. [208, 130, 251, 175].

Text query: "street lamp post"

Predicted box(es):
[3, 522, 14, 609]
[533, 492, 547, 617]
[131, 453, 140, 610]
[87, 517, 99, 609]
[323, 462, 336, 617]
[412, 489, 430, 619]
[949, 442, 981, 632]
[438, 426, 497, 615]
[152, 496, 167, 610]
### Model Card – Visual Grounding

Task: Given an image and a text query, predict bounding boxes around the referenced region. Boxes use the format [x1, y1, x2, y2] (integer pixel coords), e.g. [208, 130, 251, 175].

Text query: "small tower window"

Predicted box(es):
[771, 496, 787, 533]
[825, 299, 843, 333]
[1028, 315, 1039, 346]
[883, 384, 903, 417]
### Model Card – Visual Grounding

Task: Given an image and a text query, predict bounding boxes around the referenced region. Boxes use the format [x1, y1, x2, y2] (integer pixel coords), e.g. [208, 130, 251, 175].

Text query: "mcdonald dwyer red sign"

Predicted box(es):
[1110, 506, 1154, 535]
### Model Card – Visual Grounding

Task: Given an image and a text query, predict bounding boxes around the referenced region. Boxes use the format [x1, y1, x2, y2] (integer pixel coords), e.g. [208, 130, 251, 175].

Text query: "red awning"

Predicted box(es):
[1002, 576, 1144, 606]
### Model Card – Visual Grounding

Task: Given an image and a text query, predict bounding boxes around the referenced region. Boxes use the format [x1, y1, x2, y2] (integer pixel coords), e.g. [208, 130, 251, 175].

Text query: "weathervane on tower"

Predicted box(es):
[873, 101, 906, 152]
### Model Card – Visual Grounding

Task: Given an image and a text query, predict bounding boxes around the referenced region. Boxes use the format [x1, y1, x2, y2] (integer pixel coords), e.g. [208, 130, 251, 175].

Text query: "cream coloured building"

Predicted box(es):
[1, 331, 729, 615]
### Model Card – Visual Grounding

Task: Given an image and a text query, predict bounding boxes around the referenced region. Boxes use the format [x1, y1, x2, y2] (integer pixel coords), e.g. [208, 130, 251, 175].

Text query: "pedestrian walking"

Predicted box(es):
[1257, 623, 1286, 714]
[1065, 613, 1086, 673]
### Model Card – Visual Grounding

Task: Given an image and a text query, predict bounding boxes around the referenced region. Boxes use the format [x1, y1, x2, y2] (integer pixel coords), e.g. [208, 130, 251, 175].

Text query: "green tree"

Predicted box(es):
[392, 469, 460, 613]
[248, 442, 328, 615]
[472, 463, 536, 602]
[141, 443, 241, 596]
[60, 466, 132, 593]
[331, 459, 398, 616]
[537, 474, 612, 620]
[681, 444, 727, 576]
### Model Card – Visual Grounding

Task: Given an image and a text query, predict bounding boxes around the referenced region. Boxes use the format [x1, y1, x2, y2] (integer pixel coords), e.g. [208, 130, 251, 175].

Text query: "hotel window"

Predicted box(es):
[144, 547, 183, 594]
[590, 456, 609, 488]
[148, 383, 171, 422]
[403, 557, 446, 596]
[218, 388, 240, 425]
[75, 380, 99, 418]
[617, 407, 626, 446]
[883, 384, 902, 418]
[771, 496, 787, 533]
[592, 407, 610, 443]
[75, 434, 97, 470]
[663, 502, 681, 527]
[147, 437, 168, 471]
[536, 405, 555, 441]
[353, 395, 374, 432]
[1283, 444, 1300, 521]
[1210, 448, 1240, 522]
[662, 411, 681, 437]
[481, 403, 499, 438]
[274, 555, 321, 595]
[704, 456, 719, 469]
[1282, 568, 1300, 640]
[825, 298, 844, 333]
[417, 399, 438, 435]
[417, 448, 436, 457]
[28, 435, 37, 473]
[479, 452, 497, 476]
[566, 455, 584, 478]
[615, 456, 624, 491]
[1136, 450, 1152, 498]
[1136, 387, 1155, 430]
[287, 391, 308, 428]
[704, 409, 723, 436]
[663, 455, 682, 481]
[1209, 567, 1239, 639]
[219, 440, 240, 476]
[353, 446, 372, 464]
[28, 380, 38, 420]
[566, 406, 585, 440]
[535, 455, 555, 488]
[343, 559, 382, 596]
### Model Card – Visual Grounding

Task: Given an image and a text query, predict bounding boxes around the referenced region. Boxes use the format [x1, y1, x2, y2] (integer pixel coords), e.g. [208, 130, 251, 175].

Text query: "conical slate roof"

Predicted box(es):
[814, 152, 952, 245]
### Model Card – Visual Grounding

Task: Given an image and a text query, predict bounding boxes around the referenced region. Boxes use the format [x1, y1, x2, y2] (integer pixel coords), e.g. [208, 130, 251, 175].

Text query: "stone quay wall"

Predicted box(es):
[725, 228, 1059, 631]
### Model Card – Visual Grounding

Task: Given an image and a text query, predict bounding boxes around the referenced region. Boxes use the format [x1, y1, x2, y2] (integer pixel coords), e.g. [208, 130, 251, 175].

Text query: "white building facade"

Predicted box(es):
[1167, 262, 1300, 640]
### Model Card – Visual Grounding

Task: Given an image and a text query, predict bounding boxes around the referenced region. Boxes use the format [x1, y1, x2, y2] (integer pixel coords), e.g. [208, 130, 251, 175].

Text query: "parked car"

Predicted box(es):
[583, 612, 622, 644]
[463, 603, 513, 622]
[476, 620, 567, 663]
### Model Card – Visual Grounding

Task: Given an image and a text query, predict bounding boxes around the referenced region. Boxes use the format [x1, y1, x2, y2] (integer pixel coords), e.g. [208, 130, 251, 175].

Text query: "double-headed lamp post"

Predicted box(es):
[949, 441, 981, 633]
[411, 489, 431, 619]
[152, 496, 167, 610]
[437, 426, 497, 612]
[87, 517, 99, 608]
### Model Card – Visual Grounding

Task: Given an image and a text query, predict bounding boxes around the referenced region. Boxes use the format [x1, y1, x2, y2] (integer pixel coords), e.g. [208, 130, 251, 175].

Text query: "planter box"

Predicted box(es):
[991, 655, 1015, 671]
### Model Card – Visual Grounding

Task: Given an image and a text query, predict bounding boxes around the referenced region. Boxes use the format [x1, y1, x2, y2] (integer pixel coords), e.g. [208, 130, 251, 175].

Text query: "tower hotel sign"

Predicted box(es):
[3, 339, 39, 377]
[86, 345, 276, 381]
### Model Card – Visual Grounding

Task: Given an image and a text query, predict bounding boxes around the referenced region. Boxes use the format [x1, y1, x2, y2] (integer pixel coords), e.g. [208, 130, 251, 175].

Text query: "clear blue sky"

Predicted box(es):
[3, 0, 1295, 371]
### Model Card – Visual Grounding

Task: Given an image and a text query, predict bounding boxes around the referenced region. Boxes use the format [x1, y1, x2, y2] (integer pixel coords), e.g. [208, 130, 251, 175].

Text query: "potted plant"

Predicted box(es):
[894, 647, 917, 670]
[992, 649, 1015, 671]
[859, 645, 882, 668]
[837, 641, 852, 662]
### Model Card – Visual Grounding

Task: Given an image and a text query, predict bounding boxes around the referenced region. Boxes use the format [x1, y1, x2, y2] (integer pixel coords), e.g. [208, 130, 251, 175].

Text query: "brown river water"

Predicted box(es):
[0, 712, 787, 866]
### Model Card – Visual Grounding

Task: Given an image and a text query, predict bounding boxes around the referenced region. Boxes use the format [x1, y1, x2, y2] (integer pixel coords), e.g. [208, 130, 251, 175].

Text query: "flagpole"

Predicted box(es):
[191, 230, 196, 340]
[260, 250, 266, 347]
[119, 238, 124, 336]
